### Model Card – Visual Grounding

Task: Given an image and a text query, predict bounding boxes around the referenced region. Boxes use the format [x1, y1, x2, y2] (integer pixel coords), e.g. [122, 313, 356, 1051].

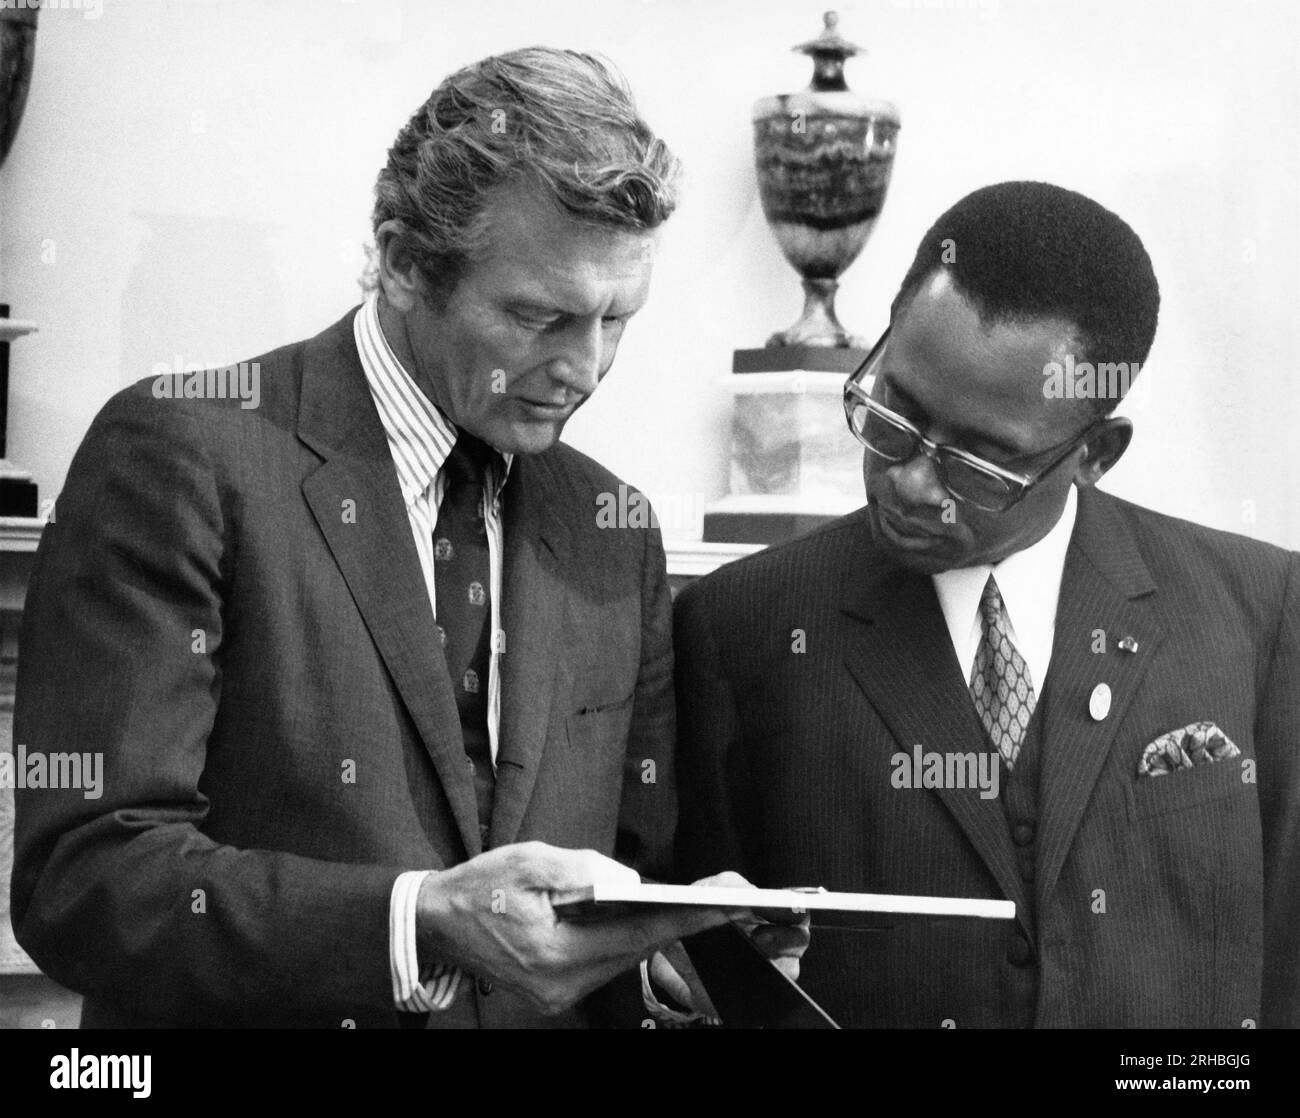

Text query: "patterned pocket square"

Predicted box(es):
[1138, 721, 1241, 777]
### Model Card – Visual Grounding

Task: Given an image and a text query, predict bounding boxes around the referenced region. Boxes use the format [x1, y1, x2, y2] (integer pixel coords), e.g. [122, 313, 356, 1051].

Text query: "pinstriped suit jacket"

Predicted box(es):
[674, 487, 1300, 1027]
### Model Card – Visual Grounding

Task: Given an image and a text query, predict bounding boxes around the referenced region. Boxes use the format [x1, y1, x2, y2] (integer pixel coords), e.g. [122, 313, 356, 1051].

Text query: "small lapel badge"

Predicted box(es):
[1118, 636, 1139, 654]
[1089, 682, 1112, 721]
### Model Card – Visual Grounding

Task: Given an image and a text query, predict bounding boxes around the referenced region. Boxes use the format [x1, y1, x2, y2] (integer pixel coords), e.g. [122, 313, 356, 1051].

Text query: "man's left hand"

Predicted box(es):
[646, 870, 812, 1021]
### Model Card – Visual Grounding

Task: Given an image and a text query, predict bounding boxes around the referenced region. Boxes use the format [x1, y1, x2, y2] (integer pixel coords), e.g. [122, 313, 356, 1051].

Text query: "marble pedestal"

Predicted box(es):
[703, 368, 865, 544]
[0, 314, 39, 516]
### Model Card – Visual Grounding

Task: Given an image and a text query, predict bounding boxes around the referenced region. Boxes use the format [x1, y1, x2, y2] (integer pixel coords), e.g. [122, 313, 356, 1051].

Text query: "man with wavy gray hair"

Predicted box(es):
[14, 47, 793, 1029]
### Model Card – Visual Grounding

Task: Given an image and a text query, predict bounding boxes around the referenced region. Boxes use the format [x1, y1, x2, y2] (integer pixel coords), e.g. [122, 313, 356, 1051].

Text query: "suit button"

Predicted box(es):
[1007, 935, 1033, 967]
[1012, 823, 1035, 846]
[477, 977, 494, 996]
[1019, 860, 1035, 882]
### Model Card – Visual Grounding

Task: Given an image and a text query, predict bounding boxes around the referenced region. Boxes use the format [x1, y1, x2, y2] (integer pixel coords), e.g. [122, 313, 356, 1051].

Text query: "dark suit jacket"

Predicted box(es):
[674, 487, 1300, 1028]
[11, 310, 675, 1028]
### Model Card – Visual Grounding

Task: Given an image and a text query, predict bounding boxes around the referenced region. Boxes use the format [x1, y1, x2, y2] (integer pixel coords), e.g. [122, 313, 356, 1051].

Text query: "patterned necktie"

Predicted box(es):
[434, 430, 497, 844]
[969, 574, 1036, 772]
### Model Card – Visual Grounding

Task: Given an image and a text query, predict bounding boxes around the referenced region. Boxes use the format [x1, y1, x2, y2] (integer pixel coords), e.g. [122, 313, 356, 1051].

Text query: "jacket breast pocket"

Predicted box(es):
[566, 694, 635, 753]
[1128, 754, 1249, 822]
[551, 695, 636, 852]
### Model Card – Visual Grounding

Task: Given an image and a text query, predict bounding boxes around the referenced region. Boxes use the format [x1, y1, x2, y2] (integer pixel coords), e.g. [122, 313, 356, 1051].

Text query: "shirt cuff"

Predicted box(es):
[390, 870, 462, 1012]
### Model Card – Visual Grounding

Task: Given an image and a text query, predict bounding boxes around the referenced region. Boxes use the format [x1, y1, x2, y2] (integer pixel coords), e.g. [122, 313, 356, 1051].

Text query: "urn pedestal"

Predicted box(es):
[1, 9, 40, 518]
[0, 311, 37, 517]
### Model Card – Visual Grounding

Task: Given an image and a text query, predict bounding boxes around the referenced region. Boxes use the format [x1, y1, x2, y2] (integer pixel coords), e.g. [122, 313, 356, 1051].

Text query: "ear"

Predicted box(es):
[1073, 416, 1132, 489]
[374, 219, 423, 314]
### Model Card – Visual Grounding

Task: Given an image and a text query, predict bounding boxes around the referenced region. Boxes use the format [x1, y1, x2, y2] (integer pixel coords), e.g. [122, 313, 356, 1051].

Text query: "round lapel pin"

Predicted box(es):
[1089, 682, 1112, 721]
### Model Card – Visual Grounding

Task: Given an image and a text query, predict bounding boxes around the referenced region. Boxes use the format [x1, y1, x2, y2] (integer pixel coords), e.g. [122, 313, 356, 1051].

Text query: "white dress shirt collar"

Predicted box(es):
[353, 291, 513, 506]
[932, 483, 1078, 692]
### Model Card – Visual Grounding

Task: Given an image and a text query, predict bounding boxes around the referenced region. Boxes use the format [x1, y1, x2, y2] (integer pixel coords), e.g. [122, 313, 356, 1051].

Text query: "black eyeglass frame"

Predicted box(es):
[842, 326, 1108, 513]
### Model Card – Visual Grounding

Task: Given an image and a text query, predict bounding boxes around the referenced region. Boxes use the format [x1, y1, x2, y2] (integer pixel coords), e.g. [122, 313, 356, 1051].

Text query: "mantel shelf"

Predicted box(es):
[663, 538, 764, 579]
[0, 517, 45, 552]
[0, 320, 39, 343]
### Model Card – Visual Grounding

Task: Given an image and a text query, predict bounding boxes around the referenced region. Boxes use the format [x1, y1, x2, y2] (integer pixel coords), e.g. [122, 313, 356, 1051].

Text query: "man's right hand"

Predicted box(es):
[414, 842, 730, 1016]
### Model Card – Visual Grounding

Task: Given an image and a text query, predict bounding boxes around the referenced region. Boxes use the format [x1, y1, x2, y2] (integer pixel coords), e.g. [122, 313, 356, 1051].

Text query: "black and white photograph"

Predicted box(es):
[0, 0, 1294, 1088]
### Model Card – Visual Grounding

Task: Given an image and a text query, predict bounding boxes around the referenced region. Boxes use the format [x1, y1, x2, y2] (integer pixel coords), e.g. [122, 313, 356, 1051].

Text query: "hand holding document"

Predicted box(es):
[641, 871, 812, 1022]
[415, 843, 735, 1017]
[553, 872, 1016, 1027]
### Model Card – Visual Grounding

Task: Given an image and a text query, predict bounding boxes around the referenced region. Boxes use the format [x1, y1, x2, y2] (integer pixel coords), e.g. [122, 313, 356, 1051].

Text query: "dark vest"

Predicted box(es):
[993, 680, 1051, 1025]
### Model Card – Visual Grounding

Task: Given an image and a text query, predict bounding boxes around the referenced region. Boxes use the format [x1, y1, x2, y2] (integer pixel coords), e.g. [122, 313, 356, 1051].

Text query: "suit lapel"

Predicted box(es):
[488, 454, 572, 849]
[1035, 488, 1165, 902]
[297, 314, 481, 856]
[839, 523, 1034, 939]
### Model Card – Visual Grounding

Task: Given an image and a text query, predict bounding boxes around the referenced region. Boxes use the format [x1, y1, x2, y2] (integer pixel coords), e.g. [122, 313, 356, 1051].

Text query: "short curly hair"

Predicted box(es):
[372, 47, 681, 305]
[892, 181, 1160, 414]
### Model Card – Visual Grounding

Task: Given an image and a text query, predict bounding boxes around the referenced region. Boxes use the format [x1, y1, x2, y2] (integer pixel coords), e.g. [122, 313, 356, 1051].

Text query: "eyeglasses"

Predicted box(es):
[843, 328, 1105, 513]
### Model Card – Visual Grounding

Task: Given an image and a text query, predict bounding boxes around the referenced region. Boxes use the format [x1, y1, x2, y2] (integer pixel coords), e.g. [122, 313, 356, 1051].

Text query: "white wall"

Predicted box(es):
[1, 0, 1296, 547]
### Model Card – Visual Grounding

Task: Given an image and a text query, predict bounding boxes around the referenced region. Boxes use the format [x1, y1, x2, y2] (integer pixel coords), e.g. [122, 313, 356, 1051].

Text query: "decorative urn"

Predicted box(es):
[752, 11, 900, 347]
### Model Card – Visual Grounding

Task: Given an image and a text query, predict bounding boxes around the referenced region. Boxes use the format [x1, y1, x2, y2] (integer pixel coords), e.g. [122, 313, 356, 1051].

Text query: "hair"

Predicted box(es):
[890, 181, 1160, 415]
[371, 47, 681, 305]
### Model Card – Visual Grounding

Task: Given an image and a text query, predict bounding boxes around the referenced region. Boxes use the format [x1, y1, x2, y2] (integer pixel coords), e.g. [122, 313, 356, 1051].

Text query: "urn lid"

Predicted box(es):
[793, 11, 863, 93]
[753, 10, 898, 123]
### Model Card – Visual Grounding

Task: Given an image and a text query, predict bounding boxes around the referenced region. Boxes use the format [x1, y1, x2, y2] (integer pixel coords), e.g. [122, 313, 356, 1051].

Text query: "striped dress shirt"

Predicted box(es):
[353, 293, 513, 1014]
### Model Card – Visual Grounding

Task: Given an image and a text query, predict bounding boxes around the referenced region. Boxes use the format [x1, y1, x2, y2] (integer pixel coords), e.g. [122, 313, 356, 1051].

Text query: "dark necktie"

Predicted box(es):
[969, 574, 1037, 772]
[434, 430, 497, 845]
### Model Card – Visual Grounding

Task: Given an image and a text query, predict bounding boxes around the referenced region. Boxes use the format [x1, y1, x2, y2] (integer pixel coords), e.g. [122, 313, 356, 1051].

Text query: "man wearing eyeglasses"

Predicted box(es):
[673, 181, 1300, 1028]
